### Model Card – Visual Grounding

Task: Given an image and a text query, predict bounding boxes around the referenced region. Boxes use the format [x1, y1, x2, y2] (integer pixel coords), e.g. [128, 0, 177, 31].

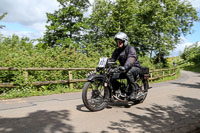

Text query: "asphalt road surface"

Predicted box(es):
[0, 70, 200, 133]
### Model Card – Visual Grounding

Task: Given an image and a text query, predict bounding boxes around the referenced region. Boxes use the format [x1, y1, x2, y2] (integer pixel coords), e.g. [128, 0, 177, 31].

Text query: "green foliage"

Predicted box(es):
[43, 0, 90, 47]
[150, 68, 180, 83]
[0, 35, 99, 97]
[0, 84, 81, 99]
[167, 56, 181, 67]
[138, 56, 155, 69]
[181, 42, 200, 64]
[85, 0, 199, 63]
[178, 42, 200, 73]
[0, 12, 7, 29]
[42, 0, 199, 67]
[182, 64, 200, 73]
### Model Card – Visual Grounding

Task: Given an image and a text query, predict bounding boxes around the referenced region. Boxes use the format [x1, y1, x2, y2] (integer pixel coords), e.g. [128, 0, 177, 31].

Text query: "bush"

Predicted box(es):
[0, 35, 100, 94]
[181, 43, 200, 65]
[138, 56, 155, 69]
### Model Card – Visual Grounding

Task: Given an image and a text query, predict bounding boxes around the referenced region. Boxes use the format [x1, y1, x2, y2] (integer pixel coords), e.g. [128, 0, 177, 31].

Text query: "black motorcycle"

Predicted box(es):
[82, 57, 150, 112]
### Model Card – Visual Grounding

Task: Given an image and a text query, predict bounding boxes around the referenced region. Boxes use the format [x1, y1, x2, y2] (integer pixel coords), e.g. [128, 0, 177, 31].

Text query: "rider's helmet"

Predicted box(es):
[114, 32, 128, 46]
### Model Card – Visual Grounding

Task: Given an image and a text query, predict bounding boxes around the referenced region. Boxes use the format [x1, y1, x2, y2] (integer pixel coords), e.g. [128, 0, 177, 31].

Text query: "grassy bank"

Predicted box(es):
[181, 64, 200, 73]
[149, 68, 181, 84]
[0, 85, 82, 99]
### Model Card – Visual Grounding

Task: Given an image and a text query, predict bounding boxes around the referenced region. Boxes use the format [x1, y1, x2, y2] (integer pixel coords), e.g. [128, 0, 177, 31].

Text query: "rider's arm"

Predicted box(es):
[124, 47, 137, 70]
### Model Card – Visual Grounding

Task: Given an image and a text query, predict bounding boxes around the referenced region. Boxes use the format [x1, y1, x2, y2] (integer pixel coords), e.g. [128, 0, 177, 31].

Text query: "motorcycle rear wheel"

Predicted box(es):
[82, 80, 110, 112]
[134, 79, 149, 104]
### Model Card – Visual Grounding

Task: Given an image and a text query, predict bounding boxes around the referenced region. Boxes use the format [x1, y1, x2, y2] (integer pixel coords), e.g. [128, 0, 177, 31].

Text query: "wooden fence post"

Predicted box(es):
[163, 71, 165, 80]
[174, 68, 177, 75]
[68, 71, 73, 89]
[24, 71, 28, 84]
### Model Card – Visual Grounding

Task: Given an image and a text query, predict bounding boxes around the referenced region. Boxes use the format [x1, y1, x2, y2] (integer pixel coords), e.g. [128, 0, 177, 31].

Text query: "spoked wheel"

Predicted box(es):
[82, 79, 110, 112]
[134, 78, 149, 104]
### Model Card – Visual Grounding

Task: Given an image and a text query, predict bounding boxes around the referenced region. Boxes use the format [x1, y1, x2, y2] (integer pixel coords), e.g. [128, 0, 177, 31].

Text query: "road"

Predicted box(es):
[0, 70, 200, 133]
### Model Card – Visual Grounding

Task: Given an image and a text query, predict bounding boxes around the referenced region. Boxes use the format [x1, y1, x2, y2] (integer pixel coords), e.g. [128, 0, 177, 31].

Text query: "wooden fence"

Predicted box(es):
[0, 67, 178, 88]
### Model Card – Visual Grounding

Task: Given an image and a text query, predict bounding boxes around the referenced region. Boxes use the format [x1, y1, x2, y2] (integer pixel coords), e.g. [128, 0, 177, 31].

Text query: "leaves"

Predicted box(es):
[41, 0, 199, 65]
[85, 0, 199, 61]
[0, 12, 7, 29]
[0, 35, 98, 90]
[181, 42, 200, 64]
[43, 0, 90, 47]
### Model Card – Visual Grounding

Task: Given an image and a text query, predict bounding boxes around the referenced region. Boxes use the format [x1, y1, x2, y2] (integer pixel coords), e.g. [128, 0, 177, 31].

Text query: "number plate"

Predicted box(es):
[98, 57, 108, 68]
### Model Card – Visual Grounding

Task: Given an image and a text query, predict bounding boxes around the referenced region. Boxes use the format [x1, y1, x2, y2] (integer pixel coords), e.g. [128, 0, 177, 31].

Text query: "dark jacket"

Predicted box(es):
[111, 45, 140, 70]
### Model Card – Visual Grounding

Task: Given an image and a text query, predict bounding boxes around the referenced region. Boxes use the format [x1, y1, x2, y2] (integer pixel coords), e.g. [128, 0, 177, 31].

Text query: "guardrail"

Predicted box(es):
[0, 67, 178, 88]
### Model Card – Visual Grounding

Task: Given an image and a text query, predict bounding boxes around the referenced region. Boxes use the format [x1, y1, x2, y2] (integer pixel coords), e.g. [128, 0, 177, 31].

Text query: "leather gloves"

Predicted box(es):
[117, 66, 128, 73]
[108, 58, 115, 62]
[112, 66, 127, 73]
[118, 66, 126, 71]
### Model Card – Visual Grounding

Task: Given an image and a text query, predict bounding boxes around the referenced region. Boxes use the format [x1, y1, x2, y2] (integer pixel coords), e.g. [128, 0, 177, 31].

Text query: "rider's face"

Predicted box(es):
[116, 39, 124, 48]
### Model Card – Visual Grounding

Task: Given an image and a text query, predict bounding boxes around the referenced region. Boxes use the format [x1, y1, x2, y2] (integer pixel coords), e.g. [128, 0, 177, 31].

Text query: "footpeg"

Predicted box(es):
[136, 92, 147, 99]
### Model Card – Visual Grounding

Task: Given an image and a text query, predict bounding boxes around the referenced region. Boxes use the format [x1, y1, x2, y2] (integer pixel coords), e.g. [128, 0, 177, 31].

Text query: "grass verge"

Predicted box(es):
[181, 64, 200, 73]
[150, 69, 181, 84]
[0, 86, 82, 100]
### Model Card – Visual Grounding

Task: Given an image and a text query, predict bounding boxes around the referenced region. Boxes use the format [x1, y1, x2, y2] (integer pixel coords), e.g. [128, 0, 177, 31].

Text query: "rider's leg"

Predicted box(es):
[126, 66, 140, 100]
[111, 73, 126, 95]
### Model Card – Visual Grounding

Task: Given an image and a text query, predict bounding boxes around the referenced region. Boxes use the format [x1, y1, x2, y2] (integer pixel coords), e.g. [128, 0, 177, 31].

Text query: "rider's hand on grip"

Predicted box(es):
[108, 58, 115, 62]
[119, 66, 125, 71]
[111, 66, 125, 73]
[118, 66, 125, 72]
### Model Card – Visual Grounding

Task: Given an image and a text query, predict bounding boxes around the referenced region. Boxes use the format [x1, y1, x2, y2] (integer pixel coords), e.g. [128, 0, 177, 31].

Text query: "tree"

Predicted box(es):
[181, 42, 200, 64]
[136, 0, 199, 62]
[43, 0, 90, 47]
[0, 12, 7, 29]
[86, 0, 199, 61]
[83, 0, 115, 56]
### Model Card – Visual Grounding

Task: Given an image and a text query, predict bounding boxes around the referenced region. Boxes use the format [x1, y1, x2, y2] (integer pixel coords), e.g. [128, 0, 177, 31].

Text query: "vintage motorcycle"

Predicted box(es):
[82, 57, 150, 112]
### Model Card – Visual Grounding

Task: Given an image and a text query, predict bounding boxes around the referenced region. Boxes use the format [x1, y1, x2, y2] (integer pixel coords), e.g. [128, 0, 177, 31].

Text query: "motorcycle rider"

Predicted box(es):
[109, 32, 141, 100]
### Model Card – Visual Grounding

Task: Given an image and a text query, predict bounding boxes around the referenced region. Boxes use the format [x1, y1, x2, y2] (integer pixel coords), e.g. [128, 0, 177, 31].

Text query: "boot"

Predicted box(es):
[127, 75, 138, 100]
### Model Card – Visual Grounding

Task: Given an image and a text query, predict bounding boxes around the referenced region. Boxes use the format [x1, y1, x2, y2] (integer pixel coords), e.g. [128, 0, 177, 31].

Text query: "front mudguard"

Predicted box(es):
[86, 74, 105, 82]
[86, 74, 113, 101]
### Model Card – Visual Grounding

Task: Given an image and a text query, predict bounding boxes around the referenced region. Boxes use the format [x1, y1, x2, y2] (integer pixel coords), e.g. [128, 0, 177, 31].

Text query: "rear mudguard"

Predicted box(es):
[87, 74, 105, 82]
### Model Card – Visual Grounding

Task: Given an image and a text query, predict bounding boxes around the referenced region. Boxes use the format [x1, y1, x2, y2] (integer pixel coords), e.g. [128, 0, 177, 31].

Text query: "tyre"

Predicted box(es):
[134, 79, 149, 104]
[82, 79, 110, 112]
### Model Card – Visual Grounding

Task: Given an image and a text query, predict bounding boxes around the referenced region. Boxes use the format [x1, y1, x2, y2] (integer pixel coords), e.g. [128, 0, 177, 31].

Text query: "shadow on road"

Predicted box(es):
[171, 82, 200, 89]
[107, 96, 200, 133]
[76, 104, 91, 112]
[0, 110, 74, 133]
[76, 102, 133, 112]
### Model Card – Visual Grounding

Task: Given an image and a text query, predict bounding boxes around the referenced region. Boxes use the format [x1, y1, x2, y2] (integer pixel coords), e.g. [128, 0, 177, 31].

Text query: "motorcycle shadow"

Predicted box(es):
[107, 101, 135, 109]
[76, 104, 91, 112]
[76, 102, 136, 112]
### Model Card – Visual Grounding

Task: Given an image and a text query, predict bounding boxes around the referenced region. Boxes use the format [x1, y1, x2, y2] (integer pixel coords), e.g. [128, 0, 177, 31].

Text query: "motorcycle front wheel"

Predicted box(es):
[82, 79, 110, 112]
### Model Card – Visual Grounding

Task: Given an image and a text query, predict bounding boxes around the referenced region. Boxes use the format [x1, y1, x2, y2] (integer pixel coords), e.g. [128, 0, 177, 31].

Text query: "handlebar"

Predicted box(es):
[107, 61, 117, 66]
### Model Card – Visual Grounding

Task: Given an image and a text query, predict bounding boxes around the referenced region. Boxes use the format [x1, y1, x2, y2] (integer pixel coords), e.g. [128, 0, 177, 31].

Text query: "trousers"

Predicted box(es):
[112, 66, 140, 93]
[126, 66, 141, 93]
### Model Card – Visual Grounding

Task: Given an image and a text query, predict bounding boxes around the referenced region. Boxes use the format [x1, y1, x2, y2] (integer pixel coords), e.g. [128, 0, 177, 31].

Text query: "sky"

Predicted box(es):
[0, 0, 200, 56]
